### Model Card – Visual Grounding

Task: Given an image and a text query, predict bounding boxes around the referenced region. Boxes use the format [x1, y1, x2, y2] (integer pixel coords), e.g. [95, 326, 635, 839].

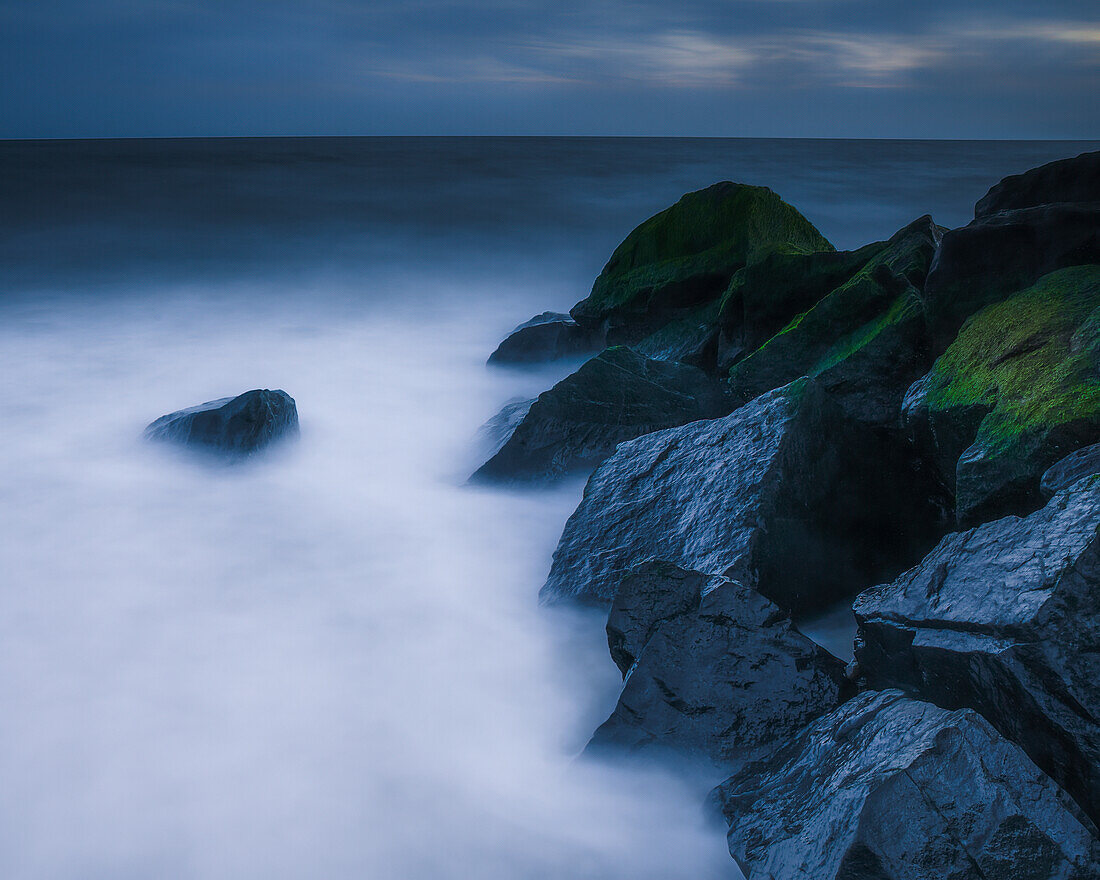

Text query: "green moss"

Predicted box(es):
[924, 265, 1100, 454]
[573, 182, 833, 326]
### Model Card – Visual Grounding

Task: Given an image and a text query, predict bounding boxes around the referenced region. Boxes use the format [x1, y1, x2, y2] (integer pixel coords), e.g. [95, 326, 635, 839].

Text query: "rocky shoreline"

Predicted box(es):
[479, 150, 1100, 878]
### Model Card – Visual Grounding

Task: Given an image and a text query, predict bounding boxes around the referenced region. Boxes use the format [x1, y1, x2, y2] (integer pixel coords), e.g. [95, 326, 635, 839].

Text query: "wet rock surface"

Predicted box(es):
[487, 311, 603, 364]
[1043, 443, 1100, 499]
[854, 478, 1100, 825]
[145, 389, 299, 455]
[713, 689, 1100, 880]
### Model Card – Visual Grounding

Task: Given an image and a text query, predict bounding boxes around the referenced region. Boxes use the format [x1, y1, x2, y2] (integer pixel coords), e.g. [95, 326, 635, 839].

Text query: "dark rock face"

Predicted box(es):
[473, 396, 535, 461]
[472, 346, 731, 482]
[924, 203, 1100, 345]
[854, 478, 1100, 825]
[633, 300, 721, 371]
[1043, 443, 1100, 499]
[976, 150, 1100, 218]
[728, 216, 940, 427]
[145, 389, 299, 455]
[713, 690, 1100, 880]
[570, 182, 833, 345]
[541, 378, 943, 615]
[488, 312, 603, 364]
[903, 265, 1100, 525]
[590, 562, 845, 766]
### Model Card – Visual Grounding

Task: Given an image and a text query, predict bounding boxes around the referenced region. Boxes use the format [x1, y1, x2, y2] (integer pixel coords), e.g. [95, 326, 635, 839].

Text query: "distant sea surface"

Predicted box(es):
[0, 138, 1096, 880]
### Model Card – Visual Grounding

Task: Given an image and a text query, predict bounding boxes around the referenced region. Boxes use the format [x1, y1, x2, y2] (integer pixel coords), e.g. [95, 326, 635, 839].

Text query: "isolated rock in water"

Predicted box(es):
[728, 216, 940, 426]
[1042, 443, 1100, 499]
[570, 182, 833, 344]
[976, 149, 1100, 217]
[541, 378, 942, 614]
[473, 396, 535, 461]
[904, 265, 1100, 525]
[633, 300, 720, 371]
[488, 312, 603, 364]
[590, 563, 845, 767]
[145, 389, 299, 454]
[472, 346, 731, 482]
[713, 690, 1100, 880]
[716, 241, 884, 373]
[854, 477, 1100, 825]
[924, 202, 1100, 345]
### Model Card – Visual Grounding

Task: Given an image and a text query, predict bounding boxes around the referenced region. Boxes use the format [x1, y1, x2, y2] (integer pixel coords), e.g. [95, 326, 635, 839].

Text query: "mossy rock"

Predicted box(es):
[728, 216, 941, 426]
[570, 182, 833, 343]
[907, 265, 1100, 524]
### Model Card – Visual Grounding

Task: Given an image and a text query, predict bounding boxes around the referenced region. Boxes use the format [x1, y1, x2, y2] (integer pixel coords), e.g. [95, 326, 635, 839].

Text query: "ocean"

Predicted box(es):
[1, 137, 1096, 879]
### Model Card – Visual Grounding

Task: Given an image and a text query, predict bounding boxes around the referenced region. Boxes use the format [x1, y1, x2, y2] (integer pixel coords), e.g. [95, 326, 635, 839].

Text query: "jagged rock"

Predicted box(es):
[474, 396, 535, 460]
[145, 389, 299, 455]
[471, 346, 731, 482]
[854, 477, 1100, 825]
[727, 216, 940, 426]
[924, 203, 1100, 345]
[716, 242, 884, 373]
[487, 311, 603, 364]
[589, 562, 845, 766]
[541, 378, 943, 614]
[713, 690, 1100, 880]
[903, 265, 1100, 525]
[570, 182, 833, 345]
[633, 300, 720, 371]
[976, 150, 1100, 217]
[1043, 443, 1100, 499]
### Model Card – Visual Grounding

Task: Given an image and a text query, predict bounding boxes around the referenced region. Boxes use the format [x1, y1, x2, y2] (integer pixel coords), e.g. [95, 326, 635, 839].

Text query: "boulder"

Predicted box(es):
[487, 311, 603, 364]
[541, 378, 944, 615]
[713, 689, 1100, 880]
[924, 203, 1100, 345]
[854, 477, 1100, 825]
[976, 150, 1100, 218]
[570, 182, 833, 345]
[903, 265, 1100, 525]
[473, 396, 535, 461]
[589, 562, 845, 767]
[727, 216, 940, 427]
[145, 389, 299, 455]
[1043, 443, 1100, 499]
[471, 346, 731, 482]
[633, 300, 720, 371]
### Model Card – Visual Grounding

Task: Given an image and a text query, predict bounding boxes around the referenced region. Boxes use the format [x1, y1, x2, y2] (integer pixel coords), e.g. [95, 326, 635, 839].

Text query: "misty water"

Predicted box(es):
[2, 137, 1097, 879]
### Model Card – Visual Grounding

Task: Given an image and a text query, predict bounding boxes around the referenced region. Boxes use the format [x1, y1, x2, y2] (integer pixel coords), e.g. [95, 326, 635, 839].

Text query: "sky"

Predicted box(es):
[1, 0, 1098, 139]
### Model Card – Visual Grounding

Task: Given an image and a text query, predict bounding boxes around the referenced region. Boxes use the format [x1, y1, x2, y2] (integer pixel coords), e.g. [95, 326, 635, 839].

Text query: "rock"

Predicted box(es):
[633, 300, 721, 372]
[471, 346, 731, 482]
[924, 203, 1100, 345]
[727, 216, 941, 427]
[570, 182, 833, 345]
[976, 150, 1100, 218]
[854, 477, 1100, 825]
[474, 396, 535, 460]
[487, 312, 603, 364]
[145, 389, 299, 455]
[589, 562, 845, 766]
[541, 378, 944, 614]
[903, 265, 1100, 525]
[713, 689, 1100, 880]
[1043, 443, 1100, 499]
[716, 241, 884, 373]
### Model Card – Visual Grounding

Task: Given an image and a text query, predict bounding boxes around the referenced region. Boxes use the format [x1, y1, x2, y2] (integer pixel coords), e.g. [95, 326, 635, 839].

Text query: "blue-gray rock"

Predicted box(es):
[488, 311, 603, 364]
[1042, 443, 1100, 499]
[854, 476, 1100, 826]
[541, 378, 942, 615]
[145, 389, 299, 455]
[589, 561, 845, 767]
[713, 689, 1100, 880]
[472, 346, 731, 483]
[473, 396, 535, 461]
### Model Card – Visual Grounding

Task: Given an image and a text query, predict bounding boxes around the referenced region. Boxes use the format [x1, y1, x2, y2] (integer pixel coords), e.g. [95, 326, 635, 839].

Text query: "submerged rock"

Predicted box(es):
[713, 689, 1100, 880]
[590, 562, 845, 766]
[904, 265, 1100, 524]
[487, 312, 603, 364]
[570, 182, 833, 344]
[145, 389, 299, 455]
[472, 346, 730, 482]
[854, 477, 1100, 825]
[976, 149, 1100, 217]
[541, 378, 942, 614]
[728, 216, 940, 426]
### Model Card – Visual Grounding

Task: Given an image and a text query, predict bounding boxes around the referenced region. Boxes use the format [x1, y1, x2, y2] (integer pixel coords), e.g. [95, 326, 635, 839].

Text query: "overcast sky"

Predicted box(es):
[2, 0, 1098, 138]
